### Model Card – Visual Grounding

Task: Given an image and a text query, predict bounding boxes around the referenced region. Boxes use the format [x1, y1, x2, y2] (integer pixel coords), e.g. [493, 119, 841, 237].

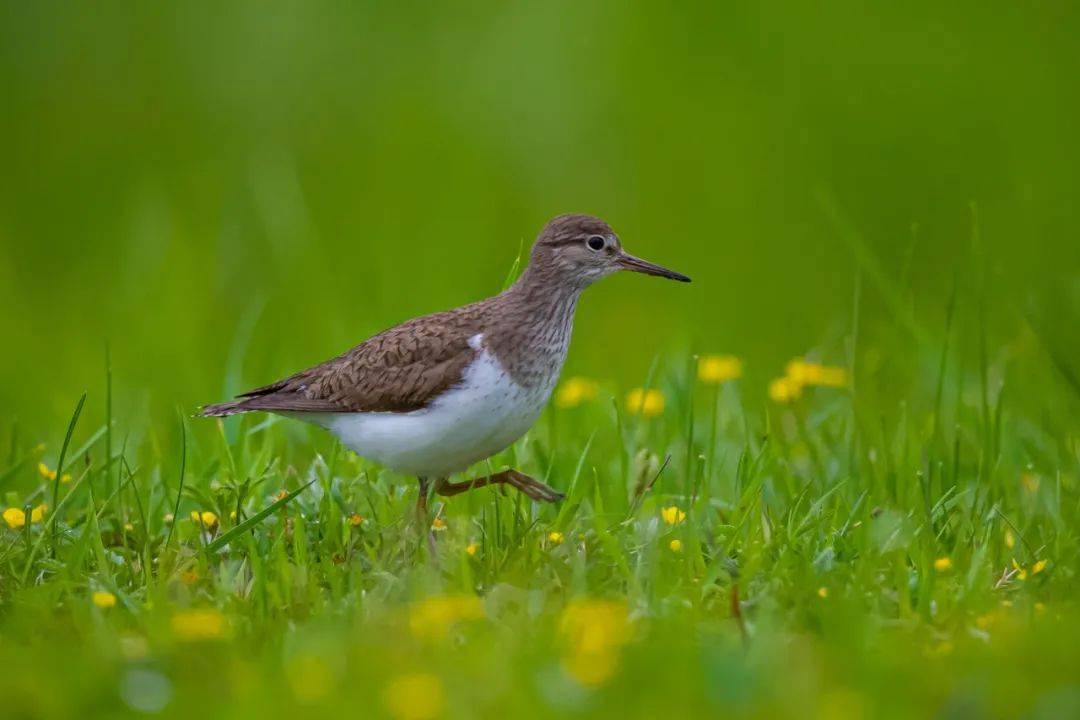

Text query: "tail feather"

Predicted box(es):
[199, 400, 252, 417]
[199, 393, 343, 417]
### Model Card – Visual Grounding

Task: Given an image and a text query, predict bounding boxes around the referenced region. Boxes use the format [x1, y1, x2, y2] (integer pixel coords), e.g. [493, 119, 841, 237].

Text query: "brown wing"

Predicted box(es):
[200, 310, 481, 416]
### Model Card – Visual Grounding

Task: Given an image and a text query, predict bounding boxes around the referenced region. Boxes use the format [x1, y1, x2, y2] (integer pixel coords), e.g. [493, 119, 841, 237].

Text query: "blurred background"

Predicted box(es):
[2, 0, 1078, 435]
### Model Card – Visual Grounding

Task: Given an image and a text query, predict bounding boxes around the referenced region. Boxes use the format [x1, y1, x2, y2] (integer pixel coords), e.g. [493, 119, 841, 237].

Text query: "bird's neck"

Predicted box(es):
[486, 265, 582, 387]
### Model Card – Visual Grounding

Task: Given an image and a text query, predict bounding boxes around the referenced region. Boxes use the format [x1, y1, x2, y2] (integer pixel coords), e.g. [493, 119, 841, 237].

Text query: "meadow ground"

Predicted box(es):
[3, 3, 1080, 718]
[2, 338, 1078, 719]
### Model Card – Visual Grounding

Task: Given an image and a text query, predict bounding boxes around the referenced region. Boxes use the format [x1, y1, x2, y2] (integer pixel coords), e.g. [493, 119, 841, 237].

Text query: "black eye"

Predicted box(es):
[586, 235, 605, 251]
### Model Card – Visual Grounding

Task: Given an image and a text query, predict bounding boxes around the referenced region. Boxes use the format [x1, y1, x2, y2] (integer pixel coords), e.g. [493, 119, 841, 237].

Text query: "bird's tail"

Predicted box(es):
[198, 400, 254, 417]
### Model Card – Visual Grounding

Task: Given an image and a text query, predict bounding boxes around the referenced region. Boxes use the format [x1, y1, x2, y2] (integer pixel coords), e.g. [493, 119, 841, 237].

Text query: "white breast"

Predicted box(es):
[289, 336, 555, 478]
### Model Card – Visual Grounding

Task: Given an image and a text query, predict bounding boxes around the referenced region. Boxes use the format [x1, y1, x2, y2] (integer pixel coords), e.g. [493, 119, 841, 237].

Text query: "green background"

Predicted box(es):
[3, 1, 1078, 433]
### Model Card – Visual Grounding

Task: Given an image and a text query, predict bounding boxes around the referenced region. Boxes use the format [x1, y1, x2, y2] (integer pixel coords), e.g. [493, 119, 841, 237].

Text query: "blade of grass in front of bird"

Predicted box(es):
[50, 392, 86, 549]
[165, 412, 187, 553]
[204, 479, 316, 555]
[501, 236, 524, 291]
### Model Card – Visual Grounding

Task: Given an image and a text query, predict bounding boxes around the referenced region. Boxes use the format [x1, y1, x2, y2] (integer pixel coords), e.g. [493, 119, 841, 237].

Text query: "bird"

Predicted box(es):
[200, 214, 689, 521]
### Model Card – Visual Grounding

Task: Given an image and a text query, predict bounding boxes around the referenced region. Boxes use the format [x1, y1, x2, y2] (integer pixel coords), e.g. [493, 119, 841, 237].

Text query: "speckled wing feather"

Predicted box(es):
[200, 309, 482, 416]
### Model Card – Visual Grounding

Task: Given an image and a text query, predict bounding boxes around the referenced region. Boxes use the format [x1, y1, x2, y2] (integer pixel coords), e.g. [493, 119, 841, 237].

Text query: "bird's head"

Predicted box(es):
[529, 214, 691, 289]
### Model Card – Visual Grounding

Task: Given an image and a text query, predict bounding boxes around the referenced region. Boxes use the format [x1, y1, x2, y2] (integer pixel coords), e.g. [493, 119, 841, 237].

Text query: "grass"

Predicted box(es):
[1, 324, 1078, 719]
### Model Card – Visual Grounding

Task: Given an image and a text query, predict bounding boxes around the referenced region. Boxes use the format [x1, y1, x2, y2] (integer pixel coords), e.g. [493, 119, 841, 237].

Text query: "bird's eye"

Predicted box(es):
[586, 235, 606, 251]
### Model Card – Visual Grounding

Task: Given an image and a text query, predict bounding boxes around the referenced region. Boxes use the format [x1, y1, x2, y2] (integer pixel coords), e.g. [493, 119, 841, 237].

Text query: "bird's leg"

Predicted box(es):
[435, 469, 564, 503]
[417, 476, 431, 518]
[416, 476, 437, 555]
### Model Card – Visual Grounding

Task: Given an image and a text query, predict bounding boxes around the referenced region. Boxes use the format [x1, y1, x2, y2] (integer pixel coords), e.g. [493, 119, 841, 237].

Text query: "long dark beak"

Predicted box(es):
[617, 253, 691, 282]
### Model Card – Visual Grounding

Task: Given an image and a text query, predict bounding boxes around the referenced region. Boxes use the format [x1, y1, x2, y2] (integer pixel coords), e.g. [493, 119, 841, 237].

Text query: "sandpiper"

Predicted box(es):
[201, 214, 689, 516]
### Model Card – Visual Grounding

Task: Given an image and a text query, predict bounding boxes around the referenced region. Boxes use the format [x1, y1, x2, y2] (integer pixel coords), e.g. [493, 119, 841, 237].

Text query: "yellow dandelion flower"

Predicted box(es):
[92, 591, 117, 609]
[1021, 473, 1039, 493]
[170, 608, 228, 641]
[348, 513, 364, 527]
[934, 556, 952, 572]
[408, 595, 484, 641]
[1011, 558, 1028, 580]
[3, 508, 26, 529]
[1004, 529, 1015, 549]
[559, 599, 631, 686]
[431, 517, 447, 532]
[625, 388, 665, 417]
[190, 511, 218, 529]
[465, 542, 478, 556]
[5, 505, 49, 528]
[817, 586, 829, 598]
[548, 531, 564, 545]
[555, 377, 599, 409]
[383, 673, 444, 720]
[38, 462, 57, 481]
[669, 539, 683, 553]
[697, 355, 743, 384]
[660, 506, 686, 526]
[768, 376, 802, 404]
[1032, 559, 1048, 575]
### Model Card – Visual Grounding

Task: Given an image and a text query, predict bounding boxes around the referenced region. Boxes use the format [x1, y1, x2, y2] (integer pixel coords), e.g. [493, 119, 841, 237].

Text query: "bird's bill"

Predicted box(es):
[617, 253, 691, 282]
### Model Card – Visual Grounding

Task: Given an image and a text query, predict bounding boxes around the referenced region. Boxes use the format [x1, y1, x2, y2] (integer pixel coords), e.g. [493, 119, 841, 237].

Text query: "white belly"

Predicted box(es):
[288, 347, 555, 478]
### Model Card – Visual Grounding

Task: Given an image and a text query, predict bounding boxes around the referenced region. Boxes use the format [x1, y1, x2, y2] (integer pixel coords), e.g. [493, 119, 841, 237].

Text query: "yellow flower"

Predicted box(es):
[190, 511, 218, 529]
[431, 517, 447, 532]
[1011, 558, 1028, 581]
[817, 586, 829, 598]
[3, 508, 26, 529]
[39, 463, 73, 484]
[559, 599, 631, 686]
[180, 569, 199, 585]
[5, 504, 48, 529]
[786, 358, 847, 388]
[661, 506, 686, 526]
[548, 531, 564, 545]
[697, 354, 743, 384]
[768, 377, 802, 404]
[274, 489, 288, 501]
[1032, 559, 1048, 575]
[669, 539, 682, 553]
[625, 388, 665, 417]
[1004, 529, 1015, 549]
[348, 513, 364, 527]
[1021, 473, 1039, 493]
[465, 542, 478, 556]
[92, 591, 117, 609]
[934, 557, 952, 572]
[408, 595, 484, 641]
[171, 608, 228, 641]
[555, 377, 600, 409]
[383, 674, 444, 720]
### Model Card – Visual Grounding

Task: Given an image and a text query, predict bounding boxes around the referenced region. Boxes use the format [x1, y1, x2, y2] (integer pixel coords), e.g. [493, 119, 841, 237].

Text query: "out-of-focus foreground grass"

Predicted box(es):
[2, 2, 1080, 718]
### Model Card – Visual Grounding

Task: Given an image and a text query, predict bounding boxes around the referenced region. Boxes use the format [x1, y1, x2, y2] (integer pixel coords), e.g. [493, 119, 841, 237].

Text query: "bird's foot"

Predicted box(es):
[435, 469, 564, 504]
[501, 470, 565, 503]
